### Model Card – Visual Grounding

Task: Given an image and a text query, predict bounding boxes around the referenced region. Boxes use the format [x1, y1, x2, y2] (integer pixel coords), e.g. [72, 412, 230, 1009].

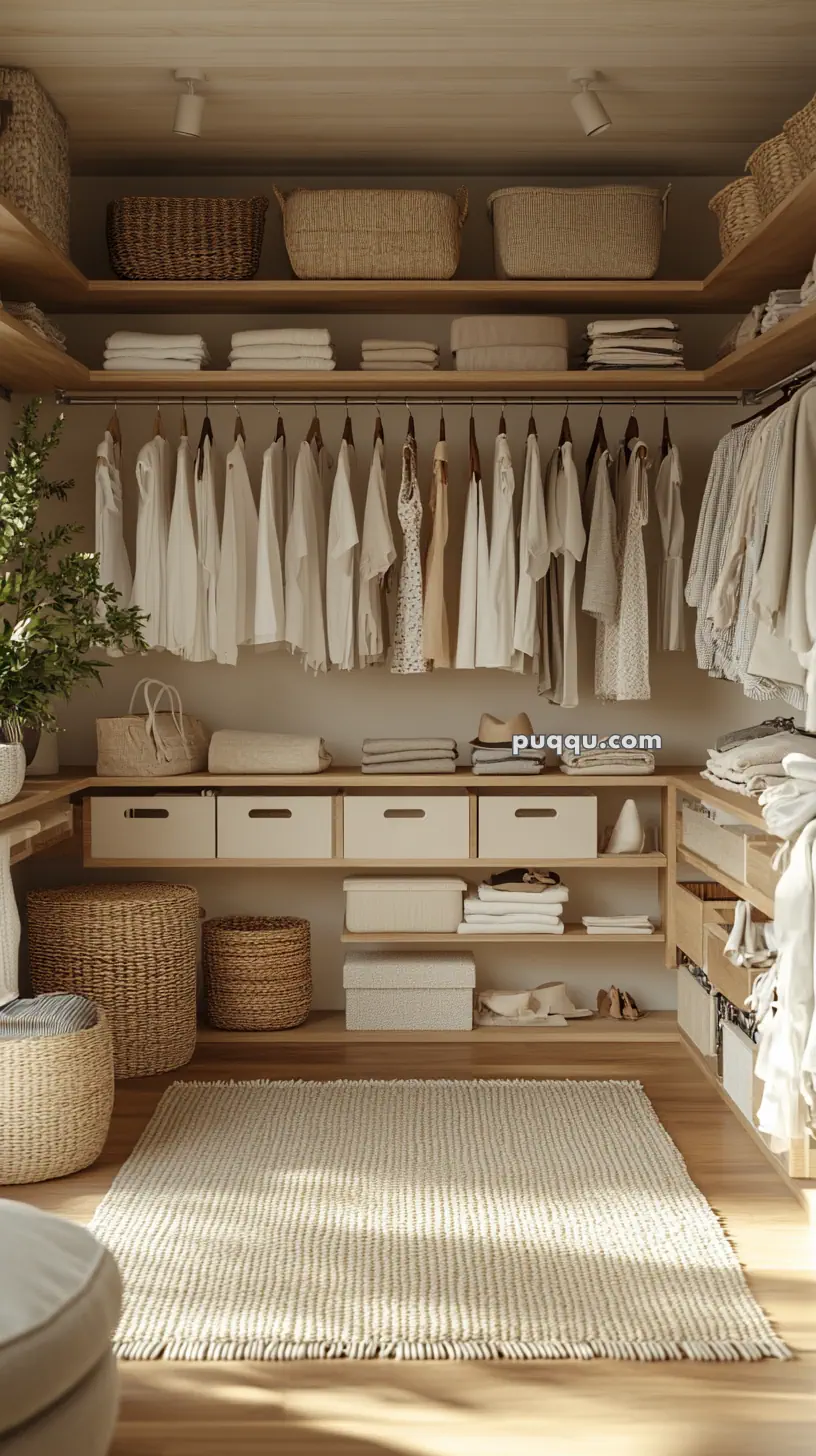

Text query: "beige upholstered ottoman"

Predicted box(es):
[0, 1201, 122, 1455]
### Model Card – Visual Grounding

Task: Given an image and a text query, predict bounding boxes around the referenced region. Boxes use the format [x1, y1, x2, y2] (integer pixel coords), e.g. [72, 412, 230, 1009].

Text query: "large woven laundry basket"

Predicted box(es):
[106, 195, 268, 280]
[203, 915, 311, 1030]
[0, 67, 70, 254]
[0, 998, 114, 1185]
[27, 882, 199, 1077]
[274, 186, 468, 279]
[708, 176, 763, 257]
[784, 93, 816, 173]
[746, 133, 804, 215]
[488, 185, 668, 278]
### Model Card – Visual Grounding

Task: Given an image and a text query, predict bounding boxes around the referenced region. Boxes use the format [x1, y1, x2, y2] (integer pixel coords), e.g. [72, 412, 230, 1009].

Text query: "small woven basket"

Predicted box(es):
[274, 186, 468, 279]
[106, 195, 269, 280]
[27, 882, 199, 1077]
[0, 1007, 114, 1185]
[746, 133, 804, 215]
[784, 94, 816, 174]
[708, 176, 763, 256]
[203, 916, 312, 1031]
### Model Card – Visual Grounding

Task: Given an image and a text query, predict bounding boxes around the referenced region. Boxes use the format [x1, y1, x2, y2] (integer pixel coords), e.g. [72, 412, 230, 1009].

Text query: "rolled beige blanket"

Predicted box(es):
[208, 730, 332, 774]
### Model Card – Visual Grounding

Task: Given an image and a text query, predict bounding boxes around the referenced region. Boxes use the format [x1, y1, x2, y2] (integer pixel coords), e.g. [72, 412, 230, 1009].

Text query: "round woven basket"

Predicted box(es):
[0, 1008, 114, 1184]
[106, 196, 269, 281]
[708, 176, 763, 257]
[784, 94, 816, 174]
[747, 132, 804, 215]
[27, 883, 199, 1078]
[203, 916, 311, 1031]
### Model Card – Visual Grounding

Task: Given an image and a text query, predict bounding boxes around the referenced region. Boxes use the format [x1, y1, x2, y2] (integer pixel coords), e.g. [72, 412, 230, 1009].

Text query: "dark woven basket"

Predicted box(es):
[106, 195, 269, 281]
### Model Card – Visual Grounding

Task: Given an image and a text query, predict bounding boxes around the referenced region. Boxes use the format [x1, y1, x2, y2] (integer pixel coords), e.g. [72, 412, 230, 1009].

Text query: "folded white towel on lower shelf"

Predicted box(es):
[477, 885, 569, 904]
[105, 331, 207, 351]
[360, 360, 438, 371]
[585, 926, 654, 934]
[229, 343, 335, 361]
[228, 358, 337, 371]
[102, 357, 207, 371]
[458, 920, 566, 934]
[231, 328, 332, 348]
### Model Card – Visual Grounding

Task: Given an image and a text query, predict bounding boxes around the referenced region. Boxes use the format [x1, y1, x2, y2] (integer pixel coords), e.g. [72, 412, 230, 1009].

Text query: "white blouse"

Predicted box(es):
[254, 436, 287, 648]
[130, 433, 171, 650]
[326, 438, 359, 671]
[285, 440, 328, 674]
[216, 437, 259, 666]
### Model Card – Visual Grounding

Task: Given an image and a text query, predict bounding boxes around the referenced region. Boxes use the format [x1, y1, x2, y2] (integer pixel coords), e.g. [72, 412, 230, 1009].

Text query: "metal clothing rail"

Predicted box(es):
[55, 391, 743, 408]
[742, 359, 816, 405]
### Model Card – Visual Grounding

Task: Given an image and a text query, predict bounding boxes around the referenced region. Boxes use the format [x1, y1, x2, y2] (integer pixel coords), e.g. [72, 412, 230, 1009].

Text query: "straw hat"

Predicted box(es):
[471, 711, 534, 746]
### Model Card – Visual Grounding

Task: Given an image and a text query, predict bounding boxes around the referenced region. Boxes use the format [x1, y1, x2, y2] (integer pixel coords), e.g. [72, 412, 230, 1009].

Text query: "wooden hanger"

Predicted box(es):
[107, 404, 122, 450]
[342, 405, 354, 448]
[406, 411, 416, 438]
[660, 406, 672, 460]
[196, 409, 213, 479]
[469, 412, 482, 482]
[499, 404, 507, 435]
[275, 409, 285, 443]
[153, 404, 163, 438]
[373, 408, 385, 445]
[180, 403, 188, 439]
[527, 406, 537, 438]
[438, 407, 445, 443]
[559, 406, 572, 446]
[586, 406, 608, 478]
[624, 407, 639, 462]
[306, 409, 324, 452]
[233, 404, 246, 444]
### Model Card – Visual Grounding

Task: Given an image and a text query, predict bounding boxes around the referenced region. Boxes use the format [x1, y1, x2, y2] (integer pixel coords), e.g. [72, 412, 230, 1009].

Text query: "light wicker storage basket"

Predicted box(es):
[487, 185, 668, 279]
[784, 93, 816, 173]
[746, 133, 804, 216]
[27, 883, 199, 1078]
[274, 185, 468, 279]
[0, 1004, 114, 1185]
[708, 176, 763, 257]
[203, 915, 311, 1031]
[106, 195, 268, 281]
[0, 67, 70, 254]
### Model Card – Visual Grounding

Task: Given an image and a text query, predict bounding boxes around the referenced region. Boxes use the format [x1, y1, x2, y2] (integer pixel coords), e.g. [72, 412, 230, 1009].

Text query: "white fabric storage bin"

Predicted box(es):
[681, 804, 765, 882]
[478, 795, 597, 860]
[676, 965, 717, 1058]
[217, 794, 334, 860]
[344, 952, 475, 1031]
[342, 794, 470, 860]
[721, 1021, 759, 1123]
[89, 794, 215, 860]
[343, 877, 468, 932]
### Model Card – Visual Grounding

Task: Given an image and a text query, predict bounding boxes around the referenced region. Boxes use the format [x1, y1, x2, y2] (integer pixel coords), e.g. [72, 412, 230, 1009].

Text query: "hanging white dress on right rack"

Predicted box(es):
[95, 428, 132, 650]
[654, 442, 686, 651]
[131, 433, 171, 650]
[455, 425, 491, 670]
[326, 435, 359, 671]
[216, 436, 259, 666]
[581, 445, 618, 695]
[166, 434, 211, 661]
[195, 431, 221, 655]
[254, 434, 287, 649]
[512, 422, 550, 672]
[596, 437, 651, 701]
[285, 439, 328, 674]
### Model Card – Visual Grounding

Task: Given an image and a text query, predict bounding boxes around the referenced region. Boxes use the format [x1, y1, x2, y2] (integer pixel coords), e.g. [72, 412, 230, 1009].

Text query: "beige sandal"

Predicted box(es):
[621, 991, 641, 1021]
[597, 986, 624, 1019]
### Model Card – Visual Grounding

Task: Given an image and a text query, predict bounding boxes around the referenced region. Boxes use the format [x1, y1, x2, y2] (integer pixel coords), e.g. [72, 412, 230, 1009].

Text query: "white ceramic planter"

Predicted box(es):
[0, 743, 26, 805]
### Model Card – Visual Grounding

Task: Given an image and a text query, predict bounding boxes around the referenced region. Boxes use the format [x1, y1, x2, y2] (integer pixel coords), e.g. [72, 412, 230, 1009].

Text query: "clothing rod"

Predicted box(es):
[742, 359, 816, 405]
[55, 391, 742, 408]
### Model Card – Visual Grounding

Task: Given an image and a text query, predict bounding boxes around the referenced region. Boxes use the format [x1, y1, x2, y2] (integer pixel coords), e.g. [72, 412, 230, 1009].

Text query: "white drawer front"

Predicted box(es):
[677, 965, 717, 1058]
[478, 794, 597, 859]
[217, 794, 334, 860]
[342, 795, 470, 860]
[721, 1022, 759, 1123]
[90, 795, 215, 860]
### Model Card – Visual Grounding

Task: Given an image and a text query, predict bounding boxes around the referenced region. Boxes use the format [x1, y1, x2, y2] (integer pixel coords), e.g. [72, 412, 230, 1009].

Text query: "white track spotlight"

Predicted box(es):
[173, 69, 206, 137]
[569, 68, 611, 137]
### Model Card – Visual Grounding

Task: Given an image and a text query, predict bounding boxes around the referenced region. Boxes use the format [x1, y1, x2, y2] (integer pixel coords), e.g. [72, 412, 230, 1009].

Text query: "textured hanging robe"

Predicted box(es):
[482, 427, 517, 669]
[581, 446, 618, 695]
[326, 436, 359, 671]
[542, 439, 586, 706]
[95, 428, 132, 651]
[166, 435, 211, 661]
[455, 420, 491, 669]
[512, 423, 550, 672]
[596, 437, 651, 701]
[195, 433, 220, 658]
[285, 439, 328, 674]
[423, 436, 451, 668]
[130, 433, 171, 651]
[654, 442, 686, 651]
[216, 436, 259, 666]
[392, 424, 425, 674]
[254, 435, 287, 649]
[358, 431, 395, 666]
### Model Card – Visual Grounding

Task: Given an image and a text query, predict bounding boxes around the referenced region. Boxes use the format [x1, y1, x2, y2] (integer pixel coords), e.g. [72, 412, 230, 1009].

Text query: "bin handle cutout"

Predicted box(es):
[125, 807, 169, 819]
[514, 807, 557, 819]
[383, 808, 426, 819]
[248, 808, 293, 819]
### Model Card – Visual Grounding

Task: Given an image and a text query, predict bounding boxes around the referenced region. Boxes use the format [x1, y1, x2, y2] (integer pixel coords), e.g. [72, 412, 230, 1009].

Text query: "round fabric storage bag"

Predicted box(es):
[203, 916, 312, 1031]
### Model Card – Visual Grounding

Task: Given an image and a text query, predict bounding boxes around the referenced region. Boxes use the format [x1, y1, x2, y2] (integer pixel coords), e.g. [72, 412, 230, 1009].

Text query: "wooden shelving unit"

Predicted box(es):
[677, 844, 775, 918]
[0, 308, 88, 392]
[197, 1010, 679, 1044]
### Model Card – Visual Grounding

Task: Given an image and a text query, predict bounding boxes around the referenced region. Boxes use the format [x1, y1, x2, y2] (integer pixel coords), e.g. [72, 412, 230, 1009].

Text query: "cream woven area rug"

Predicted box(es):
[90, 1079, 789, 1362]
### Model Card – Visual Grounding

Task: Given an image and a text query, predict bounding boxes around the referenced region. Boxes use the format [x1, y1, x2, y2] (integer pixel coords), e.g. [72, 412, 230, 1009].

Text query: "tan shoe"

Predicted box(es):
[621, 991, 641, 1021]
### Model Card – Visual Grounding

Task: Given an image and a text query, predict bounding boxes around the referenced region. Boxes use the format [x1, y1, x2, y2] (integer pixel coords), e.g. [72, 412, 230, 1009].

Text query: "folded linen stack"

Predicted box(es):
[470, 744, 546, 775]
[103, 331, 209, 372]
[760, 289, 803, 332]
[451, 315, 568, 372]
[5, 302, 67, 352]
[228, 328, 336, 371]
[585, 318, 683, 370]
[582, 915, 654, 935]
[361, 737, 458, 774]
[801, 254, 816, 307]
[560, 748, 655, 776]
[360, 339, 439, 372]
[703, 730, 816, 797]
[458, 881, 569, 935]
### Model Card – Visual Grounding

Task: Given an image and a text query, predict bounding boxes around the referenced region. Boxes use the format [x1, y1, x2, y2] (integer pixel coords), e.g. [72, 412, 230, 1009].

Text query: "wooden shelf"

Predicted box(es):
[341, 927, 664, 944]
[82, 766, 680, 789]
[0, 309, 88, 392]
[0, 197, 86, 305]
[708, 297, 816, 389]
[196, 1009, 679, 1044]
[677, 844, 775, 917]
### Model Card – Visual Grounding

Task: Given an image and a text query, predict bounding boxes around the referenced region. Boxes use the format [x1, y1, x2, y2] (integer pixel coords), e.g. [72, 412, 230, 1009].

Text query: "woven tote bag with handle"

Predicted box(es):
[96, 678, 209, 776]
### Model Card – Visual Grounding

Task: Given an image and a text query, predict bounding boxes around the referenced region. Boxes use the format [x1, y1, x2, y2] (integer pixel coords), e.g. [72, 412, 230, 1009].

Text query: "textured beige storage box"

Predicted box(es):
[88, 794, 215, 860]
[217, 794, 334, 860]
[0, 67, 70, 253]
[674, 879, 738, 966]
[344, 952, 475, 1031]
[487, 185, 666, 279]
[680, 803, 765, 882]
[478, 794, 597, 860]
[344, 877, 468, 932]
[721, 1022, 761, 1124]
[342, 794, 470, 860]
[676, 964, 717, 1059]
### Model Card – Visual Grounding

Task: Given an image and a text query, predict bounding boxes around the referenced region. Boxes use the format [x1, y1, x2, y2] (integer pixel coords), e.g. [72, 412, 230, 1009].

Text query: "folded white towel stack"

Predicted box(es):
[585, 318, 683, 370]
[360, 339, 439, 372]
[582, 915, 654, 935]
[703, 730, 816, 798]
[229, 328, 336, 371]
[458, 881, 568, 935]
[451, 315, 568, 372]
[103, 331, 209, 372]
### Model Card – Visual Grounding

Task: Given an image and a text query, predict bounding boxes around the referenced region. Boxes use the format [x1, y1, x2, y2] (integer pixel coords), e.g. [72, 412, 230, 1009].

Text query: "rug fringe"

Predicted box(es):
[113, 1335, 792, 1363]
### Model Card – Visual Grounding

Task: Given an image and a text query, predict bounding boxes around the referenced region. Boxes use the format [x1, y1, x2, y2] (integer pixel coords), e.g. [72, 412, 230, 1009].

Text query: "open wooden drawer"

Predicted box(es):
[674, 879, 739, 966]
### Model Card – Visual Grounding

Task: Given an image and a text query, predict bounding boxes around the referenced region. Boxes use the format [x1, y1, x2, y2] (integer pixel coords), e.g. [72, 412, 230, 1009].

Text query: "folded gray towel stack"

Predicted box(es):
[470, 743, 546, 775]
[361, 737, 458, 774]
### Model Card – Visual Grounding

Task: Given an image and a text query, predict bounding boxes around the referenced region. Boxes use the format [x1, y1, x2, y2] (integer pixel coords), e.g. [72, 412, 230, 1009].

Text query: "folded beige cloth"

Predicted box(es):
[229, 358, 337, 372]
[229, 343, 335, 360]
[455, 345, 567, 372]
[231, 328, 332, 347]
[361, 760, 456, 774]
[471, 760, 543, 774]
[362, 748, 456, 763]
[208, 730, 331, 774]
[361, 346, 439, 363]
[451, 315, 568, 350]
[363, 738, 456, 753]
[362, 339, 439, 352]
[561, 749, 655, 775]
[360, 360, 438, 371]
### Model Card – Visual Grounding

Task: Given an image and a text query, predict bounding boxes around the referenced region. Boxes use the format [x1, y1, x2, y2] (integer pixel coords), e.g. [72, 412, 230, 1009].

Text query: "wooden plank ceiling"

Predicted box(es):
[2, 0, 815, 173]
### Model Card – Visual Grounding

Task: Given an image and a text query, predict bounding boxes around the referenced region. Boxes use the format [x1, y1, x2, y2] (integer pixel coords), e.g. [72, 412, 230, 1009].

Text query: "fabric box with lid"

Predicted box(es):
[87, 794, 215, 861]
[343, 877, 468, 932]
[477, 794, 597, 860]
[343, 952, 476, 1031]
[217, 793, 334, 860]
[342, 794, 470, 860]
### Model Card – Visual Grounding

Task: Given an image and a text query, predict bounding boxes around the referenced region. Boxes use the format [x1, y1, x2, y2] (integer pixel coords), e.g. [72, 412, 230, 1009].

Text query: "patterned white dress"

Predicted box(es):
[596, 437, 651, 701]
[392, 429, 425, 673]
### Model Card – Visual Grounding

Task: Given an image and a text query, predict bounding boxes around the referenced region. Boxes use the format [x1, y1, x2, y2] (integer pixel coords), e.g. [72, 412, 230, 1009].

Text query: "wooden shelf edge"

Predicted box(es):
[196, 1009, 679, 1044]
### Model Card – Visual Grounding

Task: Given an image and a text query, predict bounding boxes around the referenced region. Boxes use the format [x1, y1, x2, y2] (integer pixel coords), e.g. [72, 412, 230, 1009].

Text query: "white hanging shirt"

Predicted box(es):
[654, 443, 686, 652]
[512, 428, 550, 670]
[455, 469, 490, 670]
[358, 436, 395, 665]
[285, 439, 328, 674]
[254, 436, 287, 648]
[482, 431, 517, 669]
[95, 429, 132, 652]
[542, 440, 586, 708]
[596, 438, 651, 702]
[326, 438, 359, 670]
[166, 435, 210, 661]
[194, 435, 220, 656]
[131, 433, 170, 650]
[216, 437, 259, 666]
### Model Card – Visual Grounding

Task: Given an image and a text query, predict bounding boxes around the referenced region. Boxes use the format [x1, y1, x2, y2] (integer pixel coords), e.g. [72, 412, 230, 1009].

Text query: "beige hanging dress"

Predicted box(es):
[582, 446, 618, 694]
[423, 432, 451, 668]
[483, 424, 517, 669]
[358, 423, 395, 666]
[194, 428, 220, 658]
[542, 438, 586, 706]
[131, 432, 171, 651]
[654, 442, 686, 651]
[455, 419, 491, 669]
[512, 420, 550, 673]
[596, 437, 651, 701]
[326, 432, 359, 671]
[216, 434, 259, 666]
[391, 422, 425, 674]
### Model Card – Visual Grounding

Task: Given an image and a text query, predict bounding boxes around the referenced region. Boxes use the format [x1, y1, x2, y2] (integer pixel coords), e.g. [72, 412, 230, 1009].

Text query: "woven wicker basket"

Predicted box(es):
[487, 185, 667, 279]
[28, 882, 199, 1077]
[0, 1007, 114, 1185]
[203, 916, 311, 1031]
[746, 133, 804, 216]
[274, 186, 468, 280]
[0, 67, 70, 254]
[106, 195, 269, 281]
[708, 176, 763, 257]
[784, 93, 816, 173]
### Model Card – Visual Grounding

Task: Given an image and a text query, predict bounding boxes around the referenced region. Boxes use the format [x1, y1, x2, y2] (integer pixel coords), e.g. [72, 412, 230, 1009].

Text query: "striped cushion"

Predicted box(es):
[0, 994, 99, 1039]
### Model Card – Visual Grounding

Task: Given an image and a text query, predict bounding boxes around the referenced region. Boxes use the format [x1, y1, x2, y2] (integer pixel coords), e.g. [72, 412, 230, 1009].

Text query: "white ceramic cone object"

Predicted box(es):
[606, 798, 645, 854]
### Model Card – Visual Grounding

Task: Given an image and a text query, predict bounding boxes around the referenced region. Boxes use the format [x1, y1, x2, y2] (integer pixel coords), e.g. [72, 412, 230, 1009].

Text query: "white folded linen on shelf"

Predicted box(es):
[361, 759, 456, 773]
[105, 331, 208, 351]
[362, 747, 456, 763]
[701, 768, 753, 797]
[454, 345, 568, 371]
[583, 914, 653, 930]
[477, 885, 569, 904]
[560, 749, 655, 774]
[102, 357, 207, 371]
[586, 318, 679, 338]
[360, 360, 438, 371]
[458, 919, 565, 934]
[468, 900, 566, 917]
[229, 343, 335, 361]
[228, 358, 337, 371]
[708, 731, 813, 774]
[231, 328, 332, 347]
[585, 926, 654, 934]
[587, 351, 684, 368]
[361, 349, 439, 365]
[470, 745, 544, 761]
[105, 343, 209, 361]
[760, 751, 816, 840]
[451, 315, 568, 351]
[760, 289, 803, 332]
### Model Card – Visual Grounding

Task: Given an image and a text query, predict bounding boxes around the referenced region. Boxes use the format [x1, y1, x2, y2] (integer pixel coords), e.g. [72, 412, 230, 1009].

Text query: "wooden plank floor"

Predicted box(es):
[7, 1037, 816, 1456]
